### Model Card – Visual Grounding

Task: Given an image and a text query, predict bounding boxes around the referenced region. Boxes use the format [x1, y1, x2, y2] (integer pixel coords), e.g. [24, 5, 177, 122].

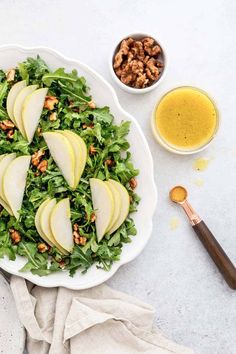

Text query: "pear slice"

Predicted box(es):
[90, 178, 114, 242]
[50, 198, 73, 253]
[40, 198, 68, 255]
[0, 155, 5, 162]
[107, 179, 130, 235]
[0, 197, 13, 215]
[13, 84, 38, 137]
[22, 87, 48, 143]
[59, 130, 87, 189]
[105, 180, 122, 233]
[0, 153, 16, 215]
[35, 199, 54, 247]
[7, 80, 27, 124]
[3, 155, 31, 219]
[43, 132, 75, 188]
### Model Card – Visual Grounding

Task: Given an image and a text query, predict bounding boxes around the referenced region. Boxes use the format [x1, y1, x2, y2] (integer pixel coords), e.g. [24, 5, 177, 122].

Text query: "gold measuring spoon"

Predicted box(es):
[170, 186, 236, 289]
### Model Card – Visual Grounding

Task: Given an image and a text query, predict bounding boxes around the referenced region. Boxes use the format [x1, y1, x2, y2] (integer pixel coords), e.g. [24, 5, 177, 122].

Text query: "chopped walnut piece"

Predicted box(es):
[142, 37, 161, 56]
[44, 96, 59, 110]
[127, 51, 134, 63]
[90, 213, 96, 223]
[114, 67, 123, 77]
[73, 223, 79, 231]
[88, 101, 96, 109]
[37, 127, 43, 136]
[130, 60, 144, 74]
[68, 100, 74, 107]
[143, 55, 150, 64]
[121, 70, 136, 85]
[129, 177, 137, 190]
[37, 160, 48, 173]
[73, 231, 87, 246]
[82, 122, 94, 129]
[49, 112, 57, 121]
[135, 73, 149, 88]
[38, 243, 48, 253]
[156, 61, 164, 68]
[6, 68, 16, 82]
[79, 236, 87, 246]
[104, 159, 115, 167]
[9, 229, 21, 244]
[146, 58, 159, 81]
[32, 150, 45, 167]
[0, 120, 15, 131]
[59, 260, 66, 269]
[132, 41, 145, 61]
[7, 129, 14, 139]
[89, 144, 97, 155]
[113, 38, 134, 69]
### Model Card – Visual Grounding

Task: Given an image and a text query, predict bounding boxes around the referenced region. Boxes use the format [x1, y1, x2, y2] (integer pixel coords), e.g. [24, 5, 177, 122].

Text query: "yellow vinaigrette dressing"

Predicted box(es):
[155, 87, 218, 151]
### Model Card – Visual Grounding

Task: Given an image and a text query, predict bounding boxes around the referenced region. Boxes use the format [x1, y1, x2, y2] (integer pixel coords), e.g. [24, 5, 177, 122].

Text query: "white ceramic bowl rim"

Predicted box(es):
[109, 32, 168, 94]
[0, 44, 157, 289]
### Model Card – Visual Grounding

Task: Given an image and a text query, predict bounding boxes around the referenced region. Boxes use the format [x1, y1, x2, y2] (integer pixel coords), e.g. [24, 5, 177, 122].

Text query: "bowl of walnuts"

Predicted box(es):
[110, 33, 167, 94]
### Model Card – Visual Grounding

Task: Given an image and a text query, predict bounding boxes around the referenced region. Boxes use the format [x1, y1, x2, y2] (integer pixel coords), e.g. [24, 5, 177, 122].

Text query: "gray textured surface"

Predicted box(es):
[0, 0, 236, 353]
[0, 272, 25, 354]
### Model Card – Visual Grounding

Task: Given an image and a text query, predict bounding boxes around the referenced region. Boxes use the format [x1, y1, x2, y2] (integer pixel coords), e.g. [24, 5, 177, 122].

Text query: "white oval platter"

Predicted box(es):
[0, 45, 157, 289]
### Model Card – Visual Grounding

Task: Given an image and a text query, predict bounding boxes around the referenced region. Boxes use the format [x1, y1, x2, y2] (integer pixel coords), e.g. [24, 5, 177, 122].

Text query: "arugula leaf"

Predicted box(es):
[0, 107, 7, 119]
[0, 81, 8, 106]
[18, 62, 29, 83]
[0, 226, 16, 261]
[18, 56, 49, 84]
[42, 68, 78, 86]
[18, 241, 49, 275]
[114, 121, 130, 138]
[68, 246, 93, 276]
[91, 107, 114, 125]
[0, 70, 6, 82]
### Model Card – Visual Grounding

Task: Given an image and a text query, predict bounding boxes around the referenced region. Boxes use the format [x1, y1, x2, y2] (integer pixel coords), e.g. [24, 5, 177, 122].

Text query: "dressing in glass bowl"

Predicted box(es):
[152, 86, 219, 154]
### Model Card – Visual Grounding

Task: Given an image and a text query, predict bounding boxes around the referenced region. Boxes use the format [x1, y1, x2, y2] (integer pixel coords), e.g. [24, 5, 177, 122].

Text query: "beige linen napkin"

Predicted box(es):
[10, 276, 194, 354]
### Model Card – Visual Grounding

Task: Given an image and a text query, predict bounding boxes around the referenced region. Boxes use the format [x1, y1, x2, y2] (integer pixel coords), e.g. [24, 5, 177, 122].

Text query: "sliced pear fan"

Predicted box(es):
[50, 198, 74, 253]
[59, 130, 87, 189]
[105, 180, 121, 233]
[13, 84, 38, 137]
[6, 80, 26, 124]
[3, 155, 31, 219]
[90, 178, 115, 242]
[0, 153, 16, 215]
[39, 198, 68, 255]
[43, 132, 75, 188]
[107, 179, 130, 235]
[22, 88, 48, 143]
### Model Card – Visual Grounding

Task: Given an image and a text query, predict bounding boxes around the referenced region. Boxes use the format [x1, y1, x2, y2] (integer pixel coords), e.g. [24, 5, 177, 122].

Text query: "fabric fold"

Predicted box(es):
[10, 276, 194, 354]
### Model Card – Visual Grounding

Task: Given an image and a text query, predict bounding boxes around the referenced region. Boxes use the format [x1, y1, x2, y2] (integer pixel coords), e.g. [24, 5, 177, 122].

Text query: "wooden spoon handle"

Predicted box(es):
[193, 221, 236, 289]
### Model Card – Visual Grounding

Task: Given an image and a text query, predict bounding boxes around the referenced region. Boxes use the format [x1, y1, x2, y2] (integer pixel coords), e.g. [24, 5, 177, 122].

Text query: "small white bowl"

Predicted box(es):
[109, 32, 167, 94]
[151, 86, 220, 155]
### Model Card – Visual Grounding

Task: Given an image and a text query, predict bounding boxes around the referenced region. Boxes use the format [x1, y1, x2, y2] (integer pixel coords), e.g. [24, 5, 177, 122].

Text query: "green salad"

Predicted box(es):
[0, 56, 140, 276]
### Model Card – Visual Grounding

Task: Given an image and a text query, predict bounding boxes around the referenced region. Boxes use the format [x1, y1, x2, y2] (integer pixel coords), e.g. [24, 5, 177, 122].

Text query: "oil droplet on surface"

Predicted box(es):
[194, 178, 204, 186]
[170, 216, 180, 230]
[193, 157, 209, 171]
